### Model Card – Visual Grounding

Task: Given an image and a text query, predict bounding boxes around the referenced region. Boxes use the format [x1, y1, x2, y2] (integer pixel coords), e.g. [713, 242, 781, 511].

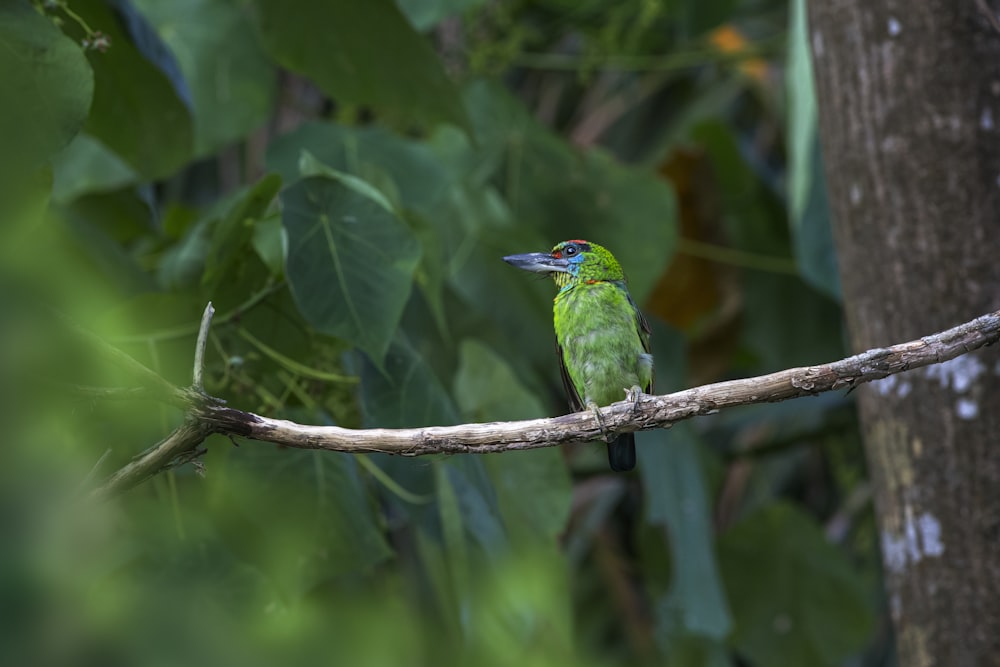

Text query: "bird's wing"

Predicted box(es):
[630, 293, 655, 394]
[556, 340, 585, 413]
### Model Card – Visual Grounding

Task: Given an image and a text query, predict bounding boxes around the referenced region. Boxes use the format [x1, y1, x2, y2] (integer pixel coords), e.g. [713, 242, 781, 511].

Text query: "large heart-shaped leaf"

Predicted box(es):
[253, 0, 466, 130]
[0, 2, 93, 179]
[267, 122, 459, 217]
[68, 0, 195, 179]
[132, 0, 277, 156]
[357, 334, 458, 429]
[282, 174, 421, 361]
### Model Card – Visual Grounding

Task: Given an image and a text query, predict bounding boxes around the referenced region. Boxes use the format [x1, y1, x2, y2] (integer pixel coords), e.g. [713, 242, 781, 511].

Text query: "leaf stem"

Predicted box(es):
[239, 329, 358, 383]
[357, 455, 433, 504]
[512, 40, 782, 72]
[675, 238, 800, 275]
[51, 1, 97, 37]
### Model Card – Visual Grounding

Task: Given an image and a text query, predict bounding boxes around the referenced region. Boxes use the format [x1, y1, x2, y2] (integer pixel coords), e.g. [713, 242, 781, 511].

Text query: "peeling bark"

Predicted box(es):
[809, 0, 1000, 662]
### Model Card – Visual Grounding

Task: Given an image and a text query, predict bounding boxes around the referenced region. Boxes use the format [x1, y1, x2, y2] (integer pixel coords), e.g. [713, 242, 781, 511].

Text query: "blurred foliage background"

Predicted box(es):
[0, 0, 889, 665]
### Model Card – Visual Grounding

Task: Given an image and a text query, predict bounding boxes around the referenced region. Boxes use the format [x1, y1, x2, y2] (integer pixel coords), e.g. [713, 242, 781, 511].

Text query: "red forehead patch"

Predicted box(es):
[567, 239, 589, 245]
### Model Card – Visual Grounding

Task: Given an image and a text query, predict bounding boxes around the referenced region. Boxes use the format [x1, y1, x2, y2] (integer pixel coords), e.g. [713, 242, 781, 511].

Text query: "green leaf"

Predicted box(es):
[718, 503, 874, 667]
[153, 188, 250, 290]
[574, 150, 678, 302]
[268, 123, 460, 217]
[640, 426, 732, 642]
[270, 126, 470, 334]
[453, 339, 547, 422]
[414, 526, 461, 634]
[792, 136, 839, 301]
[463, 81, 677, 302]
[252, 214, 286, 277]
[787, 0, 840, 300]
[62, 190, 158, 296]
[253, 0, 467, 129]
[0, 169, 52, 245]
[282, 174, 422, 362]
[132, 0, 277, 156]
[159, 175, 280, 292]
[202, 174, 282, 291]
[470, 550, 576, 662]
[452, 339, 572, 545]
[158, 208, 212, 290]
[435, 461, 470, 609]
[442, 459, 507, 556]
[51, 134, 138, 203]
[225, 287, 322, 380]
[297, 150, 396, 213]
[484, 448, 571, 546]
[741, 271, 844, 370]
[0, 2, 93, 178]
[690, 120, 788, 257]
[231, 446, 394, 584]
[69, 0, 194, 179]
[448, 229, 557, 373]
[357, 334, 458, 428]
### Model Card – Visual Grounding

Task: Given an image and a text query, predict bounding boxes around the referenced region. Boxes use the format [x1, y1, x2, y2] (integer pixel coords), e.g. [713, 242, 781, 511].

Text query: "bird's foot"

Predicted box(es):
[586, 400, 613, 443]
[625, 385, 644, 416]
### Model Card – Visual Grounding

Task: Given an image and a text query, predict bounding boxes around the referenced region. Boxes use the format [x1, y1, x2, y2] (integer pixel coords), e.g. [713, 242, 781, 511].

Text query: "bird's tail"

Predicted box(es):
[607, 433, 636, 472]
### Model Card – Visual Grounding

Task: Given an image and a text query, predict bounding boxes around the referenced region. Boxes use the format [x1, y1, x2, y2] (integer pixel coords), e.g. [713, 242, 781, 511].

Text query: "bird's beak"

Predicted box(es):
[502, 252, 570, 274]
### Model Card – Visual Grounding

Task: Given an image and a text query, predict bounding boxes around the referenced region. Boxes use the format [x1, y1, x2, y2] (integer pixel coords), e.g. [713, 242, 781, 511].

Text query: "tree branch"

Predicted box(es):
[192, 302, 215, 392]
[90, 307, 1000, 499]
[90, 421, 211, 500]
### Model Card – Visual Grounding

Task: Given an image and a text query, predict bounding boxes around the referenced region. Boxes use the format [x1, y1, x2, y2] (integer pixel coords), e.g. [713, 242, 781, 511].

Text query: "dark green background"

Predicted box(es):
[0, 1, 881, 665]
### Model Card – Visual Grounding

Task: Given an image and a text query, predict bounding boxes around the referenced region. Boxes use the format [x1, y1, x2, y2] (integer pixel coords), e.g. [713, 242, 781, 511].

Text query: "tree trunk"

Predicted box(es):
[809, 1, 1000, 663]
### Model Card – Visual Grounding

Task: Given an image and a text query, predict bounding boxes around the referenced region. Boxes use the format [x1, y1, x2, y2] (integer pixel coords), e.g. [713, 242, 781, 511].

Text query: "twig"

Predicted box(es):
[192, 302, 215, 392]
[90, 421, 210, 500]
[512, 43, 780, 72]
[91, 307, 1000, 499]
[77, 448, 113, 493]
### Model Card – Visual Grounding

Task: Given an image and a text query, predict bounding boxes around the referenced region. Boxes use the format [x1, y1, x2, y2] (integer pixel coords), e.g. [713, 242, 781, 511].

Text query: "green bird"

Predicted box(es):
[503, 239, 653, 471]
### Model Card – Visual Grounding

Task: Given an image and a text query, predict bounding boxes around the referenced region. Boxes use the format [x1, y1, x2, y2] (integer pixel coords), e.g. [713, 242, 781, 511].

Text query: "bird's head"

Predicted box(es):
[503, 239, 625, 288]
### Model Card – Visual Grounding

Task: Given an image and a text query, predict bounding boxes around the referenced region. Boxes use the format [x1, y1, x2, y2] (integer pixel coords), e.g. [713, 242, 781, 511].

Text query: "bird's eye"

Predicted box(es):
[564, 245, 577, 256]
